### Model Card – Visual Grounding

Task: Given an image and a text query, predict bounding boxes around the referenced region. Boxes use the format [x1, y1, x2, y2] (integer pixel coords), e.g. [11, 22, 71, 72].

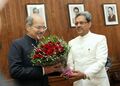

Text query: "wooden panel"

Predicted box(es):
[48, 76, 73, 86]
[0, 0, 120, 80]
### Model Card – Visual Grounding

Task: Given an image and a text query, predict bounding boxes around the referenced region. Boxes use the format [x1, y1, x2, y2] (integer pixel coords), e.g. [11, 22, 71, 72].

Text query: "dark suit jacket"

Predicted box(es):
[105, 57, 112, 68]
[8, 35, 49, 86]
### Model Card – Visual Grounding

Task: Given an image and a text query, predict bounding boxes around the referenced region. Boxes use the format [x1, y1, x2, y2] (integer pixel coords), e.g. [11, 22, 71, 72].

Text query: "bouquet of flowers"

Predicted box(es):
[30, 35, 70, 67]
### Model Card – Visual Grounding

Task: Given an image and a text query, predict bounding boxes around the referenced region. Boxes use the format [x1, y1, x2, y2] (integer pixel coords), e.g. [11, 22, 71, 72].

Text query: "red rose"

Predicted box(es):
[35, 48, 41, 54]
[33, 54, 43, 59]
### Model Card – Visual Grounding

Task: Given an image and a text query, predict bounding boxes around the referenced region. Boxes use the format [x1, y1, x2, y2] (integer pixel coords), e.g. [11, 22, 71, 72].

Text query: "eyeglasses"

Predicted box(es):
[32, 25, 47, 30]
[75, 21, 88, 26]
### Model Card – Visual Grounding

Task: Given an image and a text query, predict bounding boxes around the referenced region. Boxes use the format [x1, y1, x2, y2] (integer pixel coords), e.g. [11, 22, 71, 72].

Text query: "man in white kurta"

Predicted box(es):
[67, 11, 110, 86]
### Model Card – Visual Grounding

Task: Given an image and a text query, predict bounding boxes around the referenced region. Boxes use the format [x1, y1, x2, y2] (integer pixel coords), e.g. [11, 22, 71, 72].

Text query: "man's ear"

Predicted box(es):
[88, 22, 92, 28]
[26, 25, 31, 32]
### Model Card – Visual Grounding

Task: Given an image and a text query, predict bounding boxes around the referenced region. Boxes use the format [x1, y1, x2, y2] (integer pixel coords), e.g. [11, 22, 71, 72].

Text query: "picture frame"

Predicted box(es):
[103, 4, 119, 25]
[26, 4, 47, 27]
[68, 3, 84, 27]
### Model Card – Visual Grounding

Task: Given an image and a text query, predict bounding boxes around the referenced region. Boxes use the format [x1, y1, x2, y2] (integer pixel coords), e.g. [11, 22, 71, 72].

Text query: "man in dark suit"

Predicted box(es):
[8, 15, 61, 86]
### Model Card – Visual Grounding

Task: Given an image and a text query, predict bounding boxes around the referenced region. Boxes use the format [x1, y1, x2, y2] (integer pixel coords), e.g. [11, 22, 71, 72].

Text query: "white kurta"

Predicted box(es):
[67, 31, 110, 86]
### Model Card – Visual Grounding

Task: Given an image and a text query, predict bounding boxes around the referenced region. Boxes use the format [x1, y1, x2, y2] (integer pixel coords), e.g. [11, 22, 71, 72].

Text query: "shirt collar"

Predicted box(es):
[24, 35, 39, 46]
[79, 31, 92, 39]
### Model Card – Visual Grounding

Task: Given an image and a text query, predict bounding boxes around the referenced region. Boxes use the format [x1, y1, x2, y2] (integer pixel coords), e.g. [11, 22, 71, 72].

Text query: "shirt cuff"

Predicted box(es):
[42, 67, 45, 75]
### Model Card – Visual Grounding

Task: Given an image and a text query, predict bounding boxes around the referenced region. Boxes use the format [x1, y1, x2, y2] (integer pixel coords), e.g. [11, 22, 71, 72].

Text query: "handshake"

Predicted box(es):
[44, 63, 73, 76]
[44, 64, 86, 80]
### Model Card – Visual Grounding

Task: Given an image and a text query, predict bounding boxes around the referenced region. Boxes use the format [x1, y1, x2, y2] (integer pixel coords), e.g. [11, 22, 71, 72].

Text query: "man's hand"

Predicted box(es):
[70, 70, 86, 79]
[44, 63, 62, 74]
[60, 70, 86, 80]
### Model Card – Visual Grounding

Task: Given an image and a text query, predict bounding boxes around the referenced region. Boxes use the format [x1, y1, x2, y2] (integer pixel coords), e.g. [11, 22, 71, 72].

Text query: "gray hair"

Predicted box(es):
[75, 11, 92, 22]
[26, 16, 33, 27]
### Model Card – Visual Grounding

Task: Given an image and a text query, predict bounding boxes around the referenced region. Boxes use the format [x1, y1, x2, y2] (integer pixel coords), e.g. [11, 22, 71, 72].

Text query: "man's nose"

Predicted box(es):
[39, 28, 46, 34]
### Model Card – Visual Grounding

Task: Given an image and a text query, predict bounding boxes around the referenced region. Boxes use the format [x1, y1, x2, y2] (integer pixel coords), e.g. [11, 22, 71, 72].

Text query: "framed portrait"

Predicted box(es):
[26, 4, 47, 27]
[68, 3, 84, 27]
[103, 4, 119, 25]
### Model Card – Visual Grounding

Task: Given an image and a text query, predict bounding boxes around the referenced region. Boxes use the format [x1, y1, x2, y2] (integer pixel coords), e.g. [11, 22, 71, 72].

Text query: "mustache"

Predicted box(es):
[76, 26, 82, 28]
[76, 26, 82, 29]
